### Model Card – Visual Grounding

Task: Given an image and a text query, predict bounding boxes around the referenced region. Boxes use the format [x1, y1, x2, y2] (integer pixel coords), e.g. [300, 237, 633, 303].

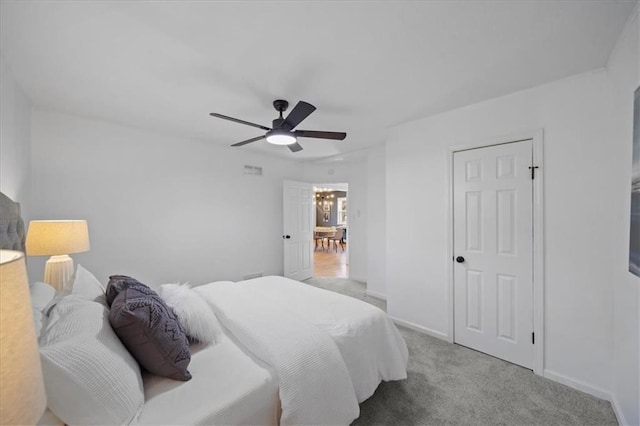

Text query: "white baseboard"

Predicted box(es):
[543, 369, 611, 401]
[543, 370, 633, 425]
[389, 316, 448, 341]
[609, 394, 629, 426]
[366, 290, 387, 300]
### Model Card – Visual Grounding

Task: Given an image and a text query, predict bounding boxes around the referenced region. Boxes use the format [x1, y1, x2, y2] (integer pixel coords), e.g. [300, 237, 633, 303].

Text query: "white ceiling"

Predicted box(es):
[1, 1, 635, 161]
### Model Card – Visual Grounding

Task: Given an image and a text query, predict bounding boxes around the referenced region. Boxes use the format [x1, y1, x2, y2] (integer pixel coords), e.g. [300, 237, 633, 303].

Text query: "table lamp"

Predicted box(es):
[26, 220, 90, 292]
[0, 250, 47, 425]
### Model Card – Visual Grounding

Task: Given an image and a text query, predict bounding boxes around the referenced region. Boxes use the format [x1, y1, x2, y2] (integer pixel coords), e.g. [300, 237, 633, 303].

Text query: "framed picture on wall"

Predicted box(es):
[323, 203, 331, 223]
[630, 86, 640, 277]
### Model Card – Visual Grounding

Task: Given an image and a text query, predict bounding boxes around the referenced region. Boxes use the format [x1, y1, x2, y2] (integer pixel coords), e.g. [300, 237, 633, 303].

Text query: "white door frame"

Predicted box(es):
[445, 129, 545, 375]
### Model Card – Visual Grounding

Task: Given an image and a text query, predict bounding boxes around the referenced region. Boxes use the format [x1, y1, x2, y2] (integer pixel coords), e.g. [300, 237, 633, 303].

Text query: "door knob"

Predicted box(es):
[283, 235, 291, 239]
[456, 256, 465, 263]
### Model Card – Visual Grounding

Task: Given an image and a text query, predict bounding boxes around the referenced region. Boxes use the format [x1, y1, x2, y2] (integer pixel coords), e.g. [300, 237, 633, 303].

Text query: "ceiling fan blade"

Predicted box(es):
[210, 113, 271, 131]
[287, 142, 303, 152]
[296, 130, 347, 140]
[231, 135, 265, 147]
[282, 101, 316, 130]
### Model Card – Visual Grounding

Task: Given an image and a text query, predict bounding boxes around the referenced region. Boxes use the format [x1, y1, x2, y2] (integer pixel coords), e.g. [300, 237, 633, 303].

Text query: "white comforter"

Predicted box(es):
[195, 276, 408, 425]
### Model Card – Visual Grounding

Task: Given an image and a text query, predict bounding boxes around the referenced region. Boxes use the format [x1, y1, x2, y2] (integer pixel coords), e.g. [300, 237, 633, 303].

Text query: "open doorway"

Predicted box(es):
[312, 184, 349, 278]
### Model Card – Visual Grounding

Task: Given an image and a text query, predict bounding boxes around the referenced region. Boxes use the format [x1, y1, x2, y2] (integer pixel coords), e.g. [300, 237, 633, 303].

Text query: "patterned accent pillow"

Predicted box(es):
[107, 275, 192, 381]
[106, 274, 133, 305]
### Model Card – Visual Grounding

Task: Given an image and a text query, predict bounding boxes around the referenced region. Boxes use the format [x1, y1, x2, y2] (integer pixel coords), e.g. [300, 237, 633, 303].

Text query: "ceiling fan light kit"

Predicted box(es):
[210, 99, 346, 152]
[266, 129, 297, 145]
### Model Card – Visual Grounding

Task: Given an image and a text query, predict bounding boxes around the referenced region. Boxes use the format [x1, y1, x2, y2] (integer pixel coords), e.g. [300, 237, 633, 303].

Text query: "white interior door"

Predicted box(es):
[283, 180, 313, 281]
[453, 140, 534, 369]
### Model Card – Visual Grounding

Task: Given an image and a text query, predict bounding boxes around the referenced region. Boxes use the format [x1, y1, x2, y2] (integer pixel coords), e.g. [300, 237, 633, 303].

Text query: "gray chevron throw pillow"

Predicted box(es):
[107, 275, 192, 381]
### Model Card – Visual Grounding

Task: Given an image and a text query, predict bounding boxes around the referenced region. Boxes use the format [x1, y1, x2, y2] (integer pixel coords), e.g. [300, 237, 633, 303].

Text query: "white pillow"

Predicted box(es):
[29, 282, 56, 338]
[71, 264, 107, 305]
[41, 265, 106, 318]
[30, 281, 56, 309]
[39, 296, 144, 425]
[159, 283, 222, 345]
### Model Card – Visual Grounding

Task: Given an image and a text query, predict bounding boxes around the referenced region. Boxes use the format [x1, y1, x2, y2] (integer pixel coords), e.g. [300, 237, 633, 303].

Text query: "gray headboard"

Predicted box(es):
[0, 192, 26, 252]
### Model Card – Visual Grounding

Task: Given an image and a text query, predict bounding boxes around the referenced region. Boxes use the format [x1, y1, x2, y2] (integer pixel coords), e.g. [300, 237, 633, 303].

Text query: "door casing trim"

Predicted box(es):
[445, 129, 545, 375]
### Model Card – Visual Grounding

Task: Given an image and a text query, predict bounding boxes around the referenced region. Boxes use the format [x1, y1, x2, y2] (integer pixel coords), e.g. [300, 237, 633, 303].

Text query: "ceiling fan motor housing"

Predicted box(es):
[273, 99, 289, 113]
[272, 118, 285, 129]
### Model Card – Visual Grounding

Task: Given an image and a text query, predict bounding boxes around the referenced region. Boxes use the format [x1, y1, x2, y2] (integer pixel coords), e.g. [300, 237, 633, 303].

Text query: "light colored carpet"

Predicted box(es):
[302, 277, 617, 426]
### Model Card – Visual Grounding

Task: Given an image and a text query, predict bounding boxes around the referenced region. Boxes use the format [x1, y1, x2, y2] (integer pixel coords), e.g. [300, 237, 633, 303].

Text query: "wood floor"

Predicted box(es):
[313, 241, 348, 278]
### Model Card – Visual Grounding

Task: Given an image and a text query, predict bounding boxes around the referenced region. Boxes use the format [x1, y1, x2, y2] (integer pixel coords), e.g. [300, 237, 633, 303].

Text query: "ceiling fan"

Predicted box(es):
[209, 100, 346, 152]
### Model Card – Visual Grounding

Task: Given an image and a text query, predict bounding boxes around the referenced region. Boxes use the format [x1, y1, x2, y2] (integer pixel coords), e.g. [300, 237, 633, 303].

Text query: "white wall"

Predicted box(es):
[366, 144, 387, 298]
[29, 109, 304, 286]
[386, 69, 619, 394]
[303, 158, 368, 281]
[608, 4, 640, 425]
[0, 52, 32, 217]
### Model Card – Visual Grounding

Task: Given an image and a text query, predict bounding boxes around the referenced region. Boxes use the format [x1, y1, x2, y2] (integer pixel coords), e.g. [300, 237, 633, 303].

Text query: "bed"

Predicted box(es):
[1, 192, 408, 425]
[139, 336, 280, 425]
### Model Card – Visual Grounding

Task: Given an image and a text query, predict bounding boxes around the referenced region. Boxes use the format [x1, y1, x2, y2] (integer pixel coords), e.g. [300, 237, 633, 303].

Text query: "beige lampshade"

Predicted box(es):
[26, 220, 90, 256]
[0, 250, 47, 425]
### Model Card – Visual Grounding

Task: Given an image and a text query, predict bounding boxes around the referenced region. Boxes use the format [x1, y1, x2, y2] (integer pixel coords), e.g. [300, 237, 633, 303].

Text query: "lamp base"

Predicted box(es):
[44, 255, 75, 292]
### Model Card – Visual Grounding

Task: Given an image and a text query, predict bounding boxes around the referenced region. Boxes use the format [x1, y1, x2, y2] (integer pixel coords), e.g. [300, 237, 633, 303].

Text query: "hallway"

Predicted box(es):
[313, 244, 348, 278]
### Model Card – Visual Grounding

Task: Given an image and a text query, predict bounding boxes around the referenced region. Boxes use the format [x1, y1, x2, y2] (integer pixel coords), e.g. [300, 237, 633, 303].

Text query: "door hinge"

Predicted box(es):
[528, 166, 539, 180]
[532, 332, 535, 344]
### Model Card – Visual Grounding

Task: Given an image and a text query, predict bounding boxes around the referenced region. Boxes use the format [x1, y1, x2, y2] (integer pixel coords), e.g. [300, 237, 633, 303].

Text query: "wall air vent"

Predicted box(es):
[243, 165, 263, 176]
